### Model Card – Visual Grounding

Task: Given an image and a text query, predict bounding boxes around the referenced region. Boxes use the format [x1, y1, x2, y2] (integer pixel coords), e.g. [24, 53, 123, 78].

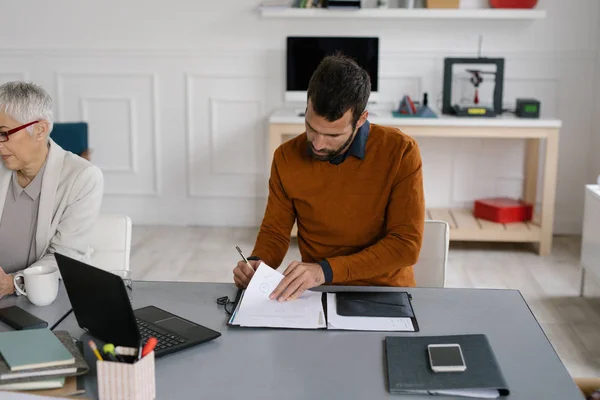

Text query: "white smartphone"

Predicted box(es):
[427, 344, 467, 373]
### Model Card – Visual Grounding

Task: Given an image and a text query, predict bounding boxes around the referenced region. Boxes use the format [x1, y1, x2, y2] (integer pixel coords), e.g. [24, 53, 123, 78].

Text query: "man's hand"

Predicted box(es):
[233, 260, 261, 289]
[270, 262, 325, 302]
[0, 267, 15, 299]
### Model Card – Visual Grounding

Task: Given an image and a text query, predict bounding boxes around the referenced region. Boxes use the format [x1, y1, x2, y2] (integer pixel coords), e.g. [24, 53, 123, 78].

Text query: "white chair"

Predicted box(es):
[89, 214, 132, 272]
[413, 220, 450, 288]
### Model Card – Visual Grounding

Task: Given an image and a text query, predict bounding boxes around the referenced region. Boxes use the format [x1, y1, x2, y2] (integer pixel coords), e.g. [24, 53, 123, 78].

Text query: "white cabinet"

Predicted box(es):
[580, 185, 600, 296]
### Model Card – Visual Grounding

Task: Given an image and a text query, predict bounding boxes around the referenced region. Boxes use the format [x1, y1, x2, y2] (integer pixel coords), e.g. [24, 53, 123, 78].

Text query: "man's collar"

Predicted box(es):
[347, 120, 370, 160]
[329, 120, 370, 165]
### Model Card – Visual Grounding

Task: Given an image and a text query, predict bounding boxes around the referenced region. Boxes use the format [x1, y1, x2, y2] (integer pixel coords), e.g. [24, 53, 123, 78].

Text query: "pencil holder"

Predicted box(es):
[97, 351, 156, 400]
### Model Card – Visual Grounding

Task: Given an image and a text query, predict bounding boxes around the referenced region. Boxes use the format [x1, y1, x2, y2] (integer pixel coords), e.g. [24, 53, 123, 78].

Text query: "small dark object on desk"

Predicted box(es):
[50, 308, 73, 331]
[515, 98, 540, 118]
[217, 296, 237, 315]
[326, 0, 361, 8]
[0, 306, 48, 330]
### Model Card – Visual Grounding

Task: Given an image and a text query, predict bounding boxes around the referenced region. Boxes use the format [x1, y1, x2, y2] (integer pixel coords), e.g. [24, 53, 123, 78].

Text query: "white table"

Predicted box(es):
[580, 185, 600, 296]
[269, 109, 561, 255]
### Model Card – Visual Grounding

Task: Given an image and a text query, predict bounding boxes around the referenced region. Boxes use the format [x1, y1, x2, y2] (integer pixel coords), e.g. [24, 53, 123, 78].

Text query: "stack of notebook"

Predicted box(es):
[0, 329, 88, 395]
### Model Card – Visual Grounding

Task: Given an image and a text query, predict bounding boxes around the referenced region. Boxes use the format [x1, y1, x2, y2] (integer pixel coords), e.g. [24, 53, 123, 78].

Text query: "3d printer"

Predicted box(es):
[442, 57, 505, 117]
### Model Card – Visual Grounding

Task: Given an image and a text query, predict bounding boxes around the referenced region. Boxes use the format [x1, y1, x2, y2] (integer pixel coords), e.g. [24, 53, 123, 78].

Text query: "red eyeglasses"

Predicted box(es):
[0, 121, 39, 142]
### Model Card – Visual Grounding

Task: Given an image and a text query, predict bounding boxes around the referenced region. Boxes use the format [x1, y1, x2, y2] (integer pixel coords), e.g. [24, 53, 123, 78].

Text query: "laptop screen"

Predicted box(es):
[55, 253, 141, 348]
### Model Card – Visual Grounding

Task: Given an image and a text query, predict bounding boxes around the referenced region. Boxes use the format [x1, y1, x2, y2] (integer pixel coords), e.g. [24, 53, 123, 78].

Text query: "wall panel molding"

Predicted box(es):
[209, 98, 263, 176]
[185, 73, 268, 199]
[55, 72, 161, 197]
[80, 96, 138, 173]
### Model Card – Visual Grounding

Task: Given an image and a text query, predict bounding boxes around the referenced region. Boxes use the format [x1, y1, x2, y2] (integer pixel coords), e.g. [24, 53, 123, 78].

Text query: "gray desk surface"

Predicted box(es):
[0, 282, 583, 400]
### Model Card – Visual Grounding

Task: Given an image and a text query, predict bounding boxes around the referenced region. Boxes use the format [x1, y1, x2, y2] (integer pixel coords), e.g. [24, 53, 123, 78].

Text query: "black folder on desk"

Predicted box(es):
[385, 334, 509, 397]
[336, 292, 415, 318]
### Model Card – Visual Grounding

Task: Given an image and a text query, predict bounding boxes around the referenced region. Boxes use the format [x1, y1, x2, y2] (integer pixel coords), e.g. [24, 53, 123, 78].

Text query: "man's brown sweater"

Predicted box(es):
[252, 122, 425, 287]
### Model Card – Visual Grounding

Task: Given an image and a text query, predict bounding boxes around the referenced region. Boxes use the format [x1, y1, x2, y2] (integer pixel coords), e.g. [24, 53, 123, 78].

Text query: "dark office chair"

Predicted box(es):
[50, 122, 91, 160]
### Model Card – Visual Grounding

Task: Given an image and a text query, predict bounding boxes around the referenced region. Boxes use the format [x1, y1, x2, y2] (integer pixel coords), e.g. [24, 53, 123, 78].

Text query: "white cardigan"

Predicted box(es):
[0, 139, 104, 270]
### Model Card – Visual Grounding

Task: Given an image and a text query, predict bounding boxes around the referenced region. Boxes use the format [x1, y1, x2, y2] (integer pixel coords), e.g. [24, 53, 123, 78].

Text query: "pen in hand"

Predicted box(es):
[235, 246, 259, 288]
[235, 246, 254, 271]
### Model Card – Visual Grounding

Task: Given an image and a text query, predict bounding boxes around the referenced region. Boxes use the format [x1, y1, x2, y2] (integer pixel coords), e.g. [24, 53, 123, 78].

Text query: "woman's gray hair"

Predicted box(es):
[0, 81, 54, 135]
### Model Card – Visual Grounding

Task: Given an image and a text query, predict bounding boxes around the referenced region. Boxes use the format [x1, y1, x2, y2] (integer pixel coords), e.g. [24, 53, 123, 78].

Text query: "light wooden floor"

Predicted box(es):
[130, 227, 600, 379]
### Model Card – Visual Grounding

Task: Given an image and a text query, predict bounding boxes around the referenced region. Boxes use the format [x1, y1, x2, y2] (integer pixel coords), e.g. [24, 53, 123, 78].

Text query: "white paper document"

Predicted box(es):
[232, 264, 326, 329]
[326, 293, 415, 332]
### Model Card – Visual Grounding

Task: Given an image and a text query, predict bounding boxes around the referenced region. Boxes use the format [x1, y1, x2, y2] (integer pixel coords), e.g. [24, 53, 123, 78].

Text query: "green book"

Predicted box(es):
[0, 330, 74, 372]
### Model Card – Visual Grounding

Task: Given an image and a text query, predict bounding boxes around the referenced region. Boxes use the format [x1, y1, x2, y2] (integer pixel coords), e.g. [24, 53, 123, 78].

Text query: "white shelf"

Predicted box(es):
[269, 109, 562, 129]
[258, 8, 546, 20]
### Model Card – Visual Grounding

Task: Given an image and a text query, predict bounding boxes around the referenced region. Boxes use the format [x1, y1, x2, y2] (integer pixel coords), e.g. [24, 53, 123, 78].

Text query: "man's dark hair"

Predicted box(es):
[307, 53, 371, 128]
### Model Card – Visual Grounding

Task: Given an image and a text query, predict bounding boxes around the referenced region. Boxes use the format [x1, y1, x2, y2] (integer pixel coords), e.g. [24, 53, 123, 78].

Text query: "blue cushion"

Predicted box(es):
[50, 122, 88, 156]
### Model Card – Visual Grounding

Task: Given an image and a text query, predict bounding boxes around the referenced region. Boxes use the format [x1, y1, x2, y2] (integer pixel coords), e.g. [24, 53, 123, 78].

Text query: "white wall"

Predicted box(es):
[1, 0, 598, 233]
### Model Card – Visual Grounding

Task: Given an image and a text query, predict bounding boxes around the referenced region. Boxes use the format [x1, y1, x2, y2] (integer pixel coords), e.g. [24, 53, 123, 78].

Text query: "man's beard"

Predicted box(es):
[309, 128, 357, 162]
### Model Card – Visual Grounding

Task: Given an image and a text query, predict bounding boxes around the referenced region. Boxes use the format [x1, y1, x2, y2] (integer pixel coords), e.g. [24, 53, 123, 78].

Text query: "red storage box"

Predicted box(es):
[474, 198, 533, 223]
[489, 0, 538, 8]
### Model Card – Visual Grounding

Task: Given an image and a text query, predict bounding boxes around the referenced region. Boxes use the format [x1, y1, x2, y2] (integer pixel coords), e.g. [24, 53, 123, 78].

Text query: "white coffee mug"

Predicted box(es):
[13, 265, 59, 306]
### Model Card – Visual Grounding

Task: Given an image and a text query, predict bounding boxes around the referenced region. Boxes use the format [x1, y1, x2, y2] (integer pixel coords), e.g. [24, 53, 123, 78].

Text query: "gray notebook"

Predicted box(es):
[385, 334, 509, 398]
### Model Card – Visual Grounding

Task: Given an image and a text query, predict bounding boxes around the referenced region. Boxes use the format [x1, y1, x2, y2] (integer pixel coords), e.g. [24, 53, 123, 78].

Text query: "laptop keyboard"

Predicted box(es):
[136, 318, 187, 351]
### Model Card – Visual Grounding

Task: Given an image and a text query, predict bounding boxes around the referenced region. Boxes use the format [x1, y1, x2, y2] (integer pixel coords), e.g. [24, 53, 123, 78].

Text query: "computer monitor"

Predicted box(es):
[286, 36, 379, 103]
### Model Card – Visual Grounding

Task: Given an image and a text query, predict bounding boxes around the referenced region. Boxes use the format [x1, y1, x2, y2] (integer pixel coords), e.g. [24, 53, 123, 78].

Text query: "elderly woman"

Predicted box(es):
[0, 81, 103, 297]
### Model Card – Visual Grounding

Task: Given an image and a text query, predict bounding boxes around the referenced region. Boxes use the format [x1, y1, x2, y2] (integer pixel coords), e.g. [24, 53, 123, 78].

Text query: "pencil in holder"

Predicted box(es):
[97, 351, 156, 400]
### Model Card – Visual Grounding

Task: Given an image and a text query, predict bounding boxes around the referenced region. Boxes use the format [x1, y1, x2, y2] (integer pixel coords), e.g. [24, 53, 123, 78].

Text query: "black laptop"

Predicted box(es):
[55, 253, 221, 357]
